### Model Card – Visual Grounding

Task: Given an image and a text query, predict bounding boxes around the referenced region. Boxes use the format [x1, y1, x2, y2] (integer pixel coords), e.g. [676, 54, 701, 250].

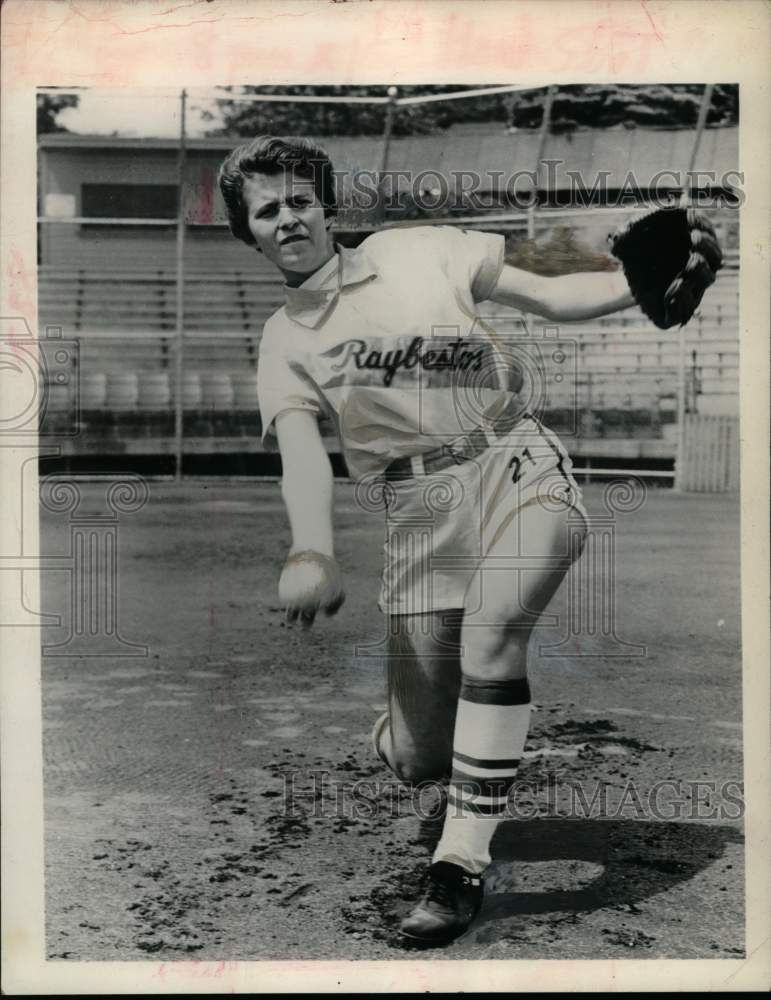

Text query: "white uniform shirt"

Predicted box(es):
[257, 225, 516, 479]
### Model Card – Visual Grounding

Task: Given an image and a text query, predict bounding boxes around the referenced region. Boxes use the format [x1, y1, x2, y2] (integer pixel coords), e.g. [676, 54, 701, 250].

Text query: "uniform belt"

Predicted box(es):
[383, 406, 526, 482]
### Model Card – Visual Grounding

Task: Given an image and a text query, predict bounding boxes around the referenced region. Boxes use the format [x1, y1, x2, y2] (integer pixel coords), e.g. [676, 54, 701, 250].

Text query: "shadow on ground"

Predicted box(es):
[378, 816, 743, 953]
[481, 817, 742, 919]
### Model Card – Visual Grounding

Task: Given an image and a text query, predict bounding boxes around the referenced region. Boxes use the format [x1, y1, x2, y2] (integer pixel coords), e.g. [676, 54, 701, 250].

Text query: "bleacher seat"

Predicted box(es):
[80, 373, 107, 409]
[231, 372, 259, 410]
[182, 372, 202, 409]
[37, 261, 739, 443]
[137, 372, 171, 409]
[200, 373, 235, 410]
[106, 372, 139, 411]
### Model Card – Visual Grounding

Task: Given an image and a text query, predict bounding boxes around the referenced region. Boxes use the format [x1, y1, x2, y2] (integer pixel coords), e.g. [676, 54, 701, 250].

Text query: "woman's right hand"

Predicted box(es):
[279, 549, 345, 626]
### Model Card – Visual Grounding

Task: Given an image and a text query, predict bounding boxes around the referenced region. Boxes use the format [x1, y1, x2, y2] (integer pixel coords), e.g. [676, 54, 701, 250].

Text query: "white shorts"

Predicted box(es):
[377, 416, 587, 615]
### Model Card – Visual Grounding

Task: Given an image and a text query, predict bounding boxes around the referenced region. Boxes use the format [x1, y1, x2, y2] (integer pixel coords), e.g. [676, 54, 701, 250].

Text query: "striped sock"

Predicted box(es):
[432, 676, 531, 875]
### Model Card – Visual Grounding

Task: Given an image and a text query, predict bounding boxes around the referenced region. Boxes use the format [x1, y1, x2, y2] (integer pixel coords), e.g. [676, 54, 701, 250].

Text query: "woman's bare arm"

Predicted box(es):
[275, 409, 335, 557]
[488, 264, 636, 322]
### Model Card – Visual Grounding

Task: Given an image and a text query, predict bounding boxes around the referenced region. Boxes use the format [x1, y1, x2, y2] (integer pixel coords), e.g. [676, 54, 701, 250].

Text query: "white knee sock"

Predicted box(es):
[432, 676, 532, 875]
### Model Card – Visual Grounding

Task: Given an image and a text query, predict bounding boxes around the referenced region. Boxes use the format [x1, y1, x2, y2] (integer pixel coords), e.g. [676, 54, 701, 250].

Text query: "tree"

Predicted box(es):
[37, 93, 79, 134]
[205, 84, 738, 139]
[202, 85, 510, 138]
[509, 84, 738, 132]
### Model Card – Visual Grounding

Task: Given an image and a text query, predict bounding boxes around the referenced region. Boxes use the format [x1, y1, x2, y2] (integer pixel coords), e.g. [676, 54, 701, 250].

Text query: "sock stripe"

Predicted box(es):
[451, 761, 520, 780]
[459, 677, 531, 706]
[448, 790, 509, 817]
[451, 773, 519, 799]
[433, 681, 532, 872]
[453, 750, 521, 770]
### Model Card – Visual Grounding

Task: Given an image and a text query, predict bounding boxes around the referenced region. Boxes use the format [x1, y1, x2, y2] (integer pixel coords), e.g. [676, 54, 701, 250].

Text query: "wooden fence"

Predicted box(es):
[676, 414, 740, 492]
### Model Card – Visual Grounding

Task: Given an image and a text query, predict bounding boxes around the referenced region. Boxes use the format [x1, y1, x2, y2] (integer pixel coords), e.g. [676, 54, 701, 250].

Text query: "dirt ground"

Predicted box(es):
[40, 480, 744, 961]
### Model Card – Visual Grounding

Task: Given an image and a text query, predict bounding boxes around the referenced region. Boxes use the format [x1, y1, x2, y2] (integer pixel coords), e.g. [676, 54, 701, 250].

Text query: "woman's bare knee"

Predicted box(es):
[461, 622, 530, 681]
[459, 503, 584, 680]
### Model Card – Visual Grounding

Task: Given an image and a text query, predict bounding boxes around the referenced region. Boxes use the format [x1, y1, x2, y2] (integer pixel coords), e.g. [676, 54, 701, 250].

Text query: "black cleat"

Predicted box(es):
[400, 861, 484, 946]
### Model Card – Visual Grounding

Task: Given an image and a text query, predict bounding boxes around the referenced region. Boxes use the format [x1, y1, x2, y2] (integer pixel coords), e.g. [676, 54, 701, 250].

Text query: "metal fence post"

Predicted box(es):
[675, 84, 714, 491]
[378, 86, 398, 222]
[174, 88, 187, 481]
[531, 85, 557, 239]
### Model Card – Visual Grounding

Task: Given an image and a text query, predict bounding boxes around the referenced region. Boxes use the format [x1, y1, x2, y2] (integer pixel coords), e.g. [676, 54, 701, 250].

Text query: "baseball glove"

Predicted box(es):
[609, 207, 723, 329]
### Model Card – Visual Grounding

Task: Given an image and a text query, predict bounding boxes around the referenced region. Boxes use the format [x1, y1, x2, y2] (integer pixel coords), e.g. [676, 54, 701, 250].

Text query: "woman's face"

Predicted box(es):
[242, 171, 334, 284]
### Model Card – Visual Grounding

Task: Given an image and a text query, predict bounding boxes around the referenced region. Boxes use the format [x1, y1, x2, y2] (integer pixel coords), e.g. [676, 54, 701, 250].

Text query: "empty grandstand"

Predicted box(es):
[37, 117, 739, 482]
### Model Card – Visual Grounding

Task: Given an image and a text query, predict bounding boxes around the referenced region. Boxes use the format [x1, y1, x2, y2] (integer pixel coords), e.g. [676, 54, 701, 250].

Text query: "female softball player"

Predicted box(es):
[218, 136, 721, 945]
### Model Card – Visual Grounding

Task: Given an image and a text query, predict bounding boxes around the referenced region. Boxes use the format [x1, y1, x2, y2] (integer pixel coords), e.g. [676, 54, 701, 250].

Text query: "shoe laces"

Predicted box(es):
[425, 874, 455, 910]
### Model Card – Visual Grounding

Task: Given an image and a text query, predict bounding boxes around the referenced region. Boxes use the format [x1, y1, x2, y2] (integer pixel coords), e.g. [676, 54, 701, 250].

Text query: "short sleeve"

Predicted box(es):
[437, 226, 506, 302]
[257, 346, 322, 446]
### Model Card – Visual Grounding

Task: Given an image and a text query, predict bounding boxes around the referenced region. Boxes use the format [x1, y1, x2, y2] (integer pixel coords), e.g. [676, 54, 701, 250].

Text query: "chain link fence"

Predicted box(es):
[36, 85, 739, 487]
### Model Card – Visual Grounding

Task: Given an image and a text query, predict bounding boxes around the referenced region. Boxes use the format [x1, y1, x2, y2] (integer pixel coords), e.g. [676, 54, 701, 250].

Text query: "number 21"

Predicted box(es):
[510, 446, 536, 484]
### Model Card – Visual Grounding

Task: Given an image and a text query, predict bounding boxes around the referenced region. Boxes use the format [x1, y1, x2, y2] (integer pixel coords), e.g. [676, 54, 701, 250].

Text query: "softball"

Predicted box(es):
[279, 550, 345, 616]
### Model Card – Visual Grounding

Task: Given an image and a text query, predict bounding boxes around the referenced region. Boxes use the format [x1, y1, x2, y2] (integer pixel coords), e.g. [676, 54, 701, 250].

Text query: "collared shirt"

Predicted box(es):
[257, 225, 511, 479]
[283, 246, 378, 328]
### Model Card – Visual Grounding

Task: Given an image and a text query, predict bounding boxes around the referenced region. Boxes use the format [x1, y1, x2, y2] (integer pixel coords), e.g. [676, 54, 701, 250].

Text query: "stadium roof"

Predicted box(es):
[39, 127, 739, 187]
[39, 135, 239, 150]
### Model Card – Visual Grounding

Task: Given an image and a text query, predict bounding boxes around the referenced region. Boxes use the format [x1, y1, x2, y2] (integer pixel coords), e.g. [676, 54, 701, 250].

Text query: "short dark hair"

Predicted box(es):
[218, 136, 337, 246]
